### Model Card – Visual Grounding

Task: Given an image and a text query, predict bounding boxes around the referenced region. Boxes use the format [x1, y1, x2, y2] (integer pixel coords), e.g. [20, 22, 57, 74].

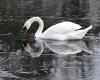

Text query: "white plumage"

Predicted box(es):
[23, 17, 92, 40]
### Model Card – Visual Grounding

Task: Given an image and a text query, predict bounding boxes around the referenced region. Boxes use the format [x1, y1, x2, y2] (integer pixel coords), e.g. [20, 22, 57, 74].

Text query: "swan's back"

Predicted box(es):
[43, 21, 82, 36]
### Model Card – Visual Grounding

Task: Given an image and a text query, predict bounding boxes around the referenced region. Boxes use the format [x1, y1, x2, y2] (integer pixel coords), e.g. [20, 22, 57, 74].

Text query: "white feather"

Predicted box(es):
[23, 17, 92, 40]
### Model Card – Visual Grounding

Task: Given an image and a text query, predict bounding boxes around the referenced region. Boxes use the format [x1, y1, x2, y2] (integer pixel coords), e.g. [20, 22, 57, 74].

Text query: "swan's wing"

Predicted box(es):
[43, 21, 82, 35]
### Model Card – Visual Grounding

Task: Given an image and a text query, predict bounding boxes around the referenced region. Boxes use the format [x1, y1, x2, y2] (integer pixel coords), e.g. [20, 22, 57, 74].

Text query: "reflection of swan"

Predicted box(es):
[23, 38, 43, 57]
[43, 40, 92, 55]
[22, 17, 92, 40]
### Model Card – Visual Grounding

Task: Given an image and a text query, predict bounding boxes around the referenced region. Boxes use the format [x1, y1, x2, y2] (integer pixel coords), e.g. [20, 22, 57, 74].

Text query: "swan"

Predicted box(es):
[22, 17, 92, 40]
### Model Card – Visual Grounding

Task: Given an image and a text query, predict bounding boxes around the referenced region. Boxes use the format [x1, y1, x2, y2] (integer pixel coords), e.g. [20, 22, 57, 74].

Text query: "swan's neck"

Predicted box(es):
[28, 17, 44, 38]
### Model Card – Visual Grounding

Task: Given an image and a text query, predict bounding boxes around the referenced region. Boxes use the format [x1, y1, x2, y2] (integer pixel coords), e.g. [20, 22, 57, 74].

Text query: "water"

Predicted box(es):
[0, 34, 99, 80]
[0, 0, 100, 80]
[0, 0, 100, 34]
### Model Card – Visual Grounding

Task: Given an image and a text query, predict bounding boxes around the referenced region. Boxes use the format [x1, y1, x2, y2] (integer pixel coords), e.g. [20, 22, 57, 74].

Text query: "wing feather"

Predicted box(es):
[43, 21, 82, 36]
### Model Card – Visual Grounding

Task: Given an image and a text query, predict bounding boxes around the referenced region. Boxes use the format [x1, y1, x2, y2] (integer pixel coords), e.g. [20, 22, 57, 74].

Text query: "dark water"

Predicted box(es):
[0, 0, 100, 34]
[0, 34, 100, 80]
[0, 0, 100, 80]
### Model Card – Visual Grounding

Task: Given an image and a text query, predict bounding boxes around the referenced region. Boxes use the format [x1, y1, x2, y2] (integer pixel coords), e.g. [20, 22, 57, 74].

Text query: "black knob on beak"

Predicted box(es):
[22, 26, 27, 32]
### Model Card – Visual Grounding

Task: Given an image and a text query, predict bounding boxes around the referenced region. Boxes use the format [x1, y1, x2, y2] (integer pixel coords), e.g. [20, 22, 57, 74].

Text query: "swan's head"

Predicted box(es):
[22, 21, 31, 32]
[22, 17, 43, 32]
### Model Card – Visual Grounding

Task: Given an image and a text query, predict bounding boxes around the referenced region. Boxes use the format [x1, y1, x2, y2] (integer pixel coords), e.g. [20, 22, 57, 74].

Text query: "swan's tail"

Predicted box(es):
[66, 25, 92, 40]
[80, 25, 92, 38]
[85, 25, 92, 31]
[78, 25, 92, 39]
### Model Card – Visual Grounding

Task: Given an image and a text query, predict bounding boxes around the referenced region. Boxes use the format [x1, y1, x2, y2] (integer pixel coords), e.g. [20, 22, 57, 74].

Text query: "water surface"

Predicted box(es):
[0, 34, 100, 80]
[0, 0, 100, 80]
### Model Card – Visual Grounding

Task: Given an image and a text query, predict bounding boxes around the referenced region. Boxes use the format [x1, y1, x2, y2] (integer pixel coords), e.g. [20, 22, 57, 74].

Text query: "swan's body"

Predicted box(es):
[23, 17, 92, 40]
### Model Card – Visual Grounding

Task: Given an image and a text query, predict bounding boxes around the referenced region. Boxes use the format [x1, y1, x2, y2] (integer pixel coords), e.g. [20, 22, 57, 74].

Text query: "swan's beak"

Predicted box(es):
[22, 26, 27, 32]
[22, 26, 29, 39]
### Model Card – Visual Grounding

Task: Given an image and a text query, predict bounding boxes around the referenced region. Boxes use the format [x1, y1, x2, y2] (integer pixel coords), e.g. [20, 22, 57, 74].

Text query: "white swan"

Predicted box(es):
[23, 17, 92, 40]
